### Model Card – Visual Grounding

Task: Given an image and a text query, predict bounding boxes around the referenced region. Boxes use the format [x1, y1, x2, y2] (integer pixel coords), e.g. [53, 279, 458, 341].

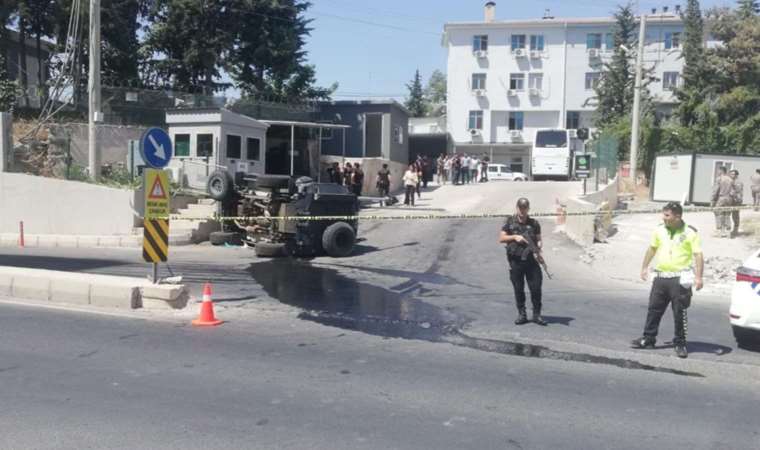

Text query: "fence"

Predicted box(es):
[589, 133, 619, 186]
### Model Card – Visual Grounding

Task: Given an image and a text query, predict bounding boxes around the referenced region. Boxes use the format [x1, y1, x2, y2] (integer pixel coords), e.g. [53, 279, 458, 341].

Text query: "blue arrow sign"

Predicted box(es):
[140, 128, 173, 169]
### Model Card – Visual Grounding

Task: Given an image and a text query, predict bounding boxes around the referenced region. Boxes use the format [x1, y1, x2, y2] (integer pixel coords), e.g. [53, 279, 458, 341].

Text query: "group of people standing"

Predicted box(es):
[326, 162, 365, 196]
[711, 166, 757, 238]
[436, 154, 490, 185]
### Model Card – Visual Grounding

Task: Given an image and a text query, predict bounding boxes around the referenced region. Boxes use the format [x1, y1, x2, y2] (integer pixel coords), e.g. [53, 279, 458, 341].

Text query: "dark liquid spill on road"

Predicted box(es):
[249, 260, 703, 378]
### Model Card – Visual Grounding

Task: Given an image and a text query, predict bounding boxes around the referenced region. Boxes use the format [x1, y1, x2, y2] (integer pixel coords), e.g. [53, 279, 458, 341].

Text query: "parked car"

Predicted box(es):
[729, 250, 760, 349]
[487, 164, 528, 181]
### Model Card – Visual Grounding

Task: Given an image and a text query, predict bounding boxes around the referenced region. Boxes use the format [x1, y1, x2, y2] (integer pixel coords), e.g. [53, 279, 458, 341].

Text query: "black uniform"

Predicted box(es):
[502, 215, 543, 317]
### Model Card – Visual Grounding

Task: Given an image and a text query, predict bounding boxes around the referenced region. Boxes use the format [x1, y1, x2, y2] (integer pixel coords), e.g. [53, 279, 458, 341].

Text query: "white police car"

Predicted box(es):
[487, 164, 528, 181]
[729, 250, 760, 348]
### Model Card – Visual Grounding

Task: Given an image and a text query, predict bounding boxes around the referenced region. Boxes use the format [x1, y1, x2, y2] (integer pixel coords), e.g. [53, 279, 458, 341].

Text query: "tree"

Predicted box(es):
[737, 0, 760, 18]
[404, 69, 426, 117]
[676, 0, 706, 126]
[225, 0, 334, 101]
[101, 0, 146, 86]
[0, 53, 17, 111]
[19, 0, 58, 105]
[594, 3, 637, 128]
[424, 69, 446, 116]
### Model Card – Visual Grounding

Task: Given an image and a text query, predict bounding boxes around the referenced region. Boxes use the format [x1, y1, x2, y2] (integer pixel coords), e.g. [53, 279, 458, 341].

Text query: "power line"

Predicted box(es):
[309, 11, 441, 36]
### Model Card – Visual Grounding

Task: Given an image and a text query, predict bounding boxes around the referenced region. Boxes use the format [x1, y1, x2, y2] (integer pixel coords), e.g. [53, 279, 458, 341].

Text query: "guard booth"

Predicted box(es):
[166, 108, 269, 191]
[652, 152, 760, 205]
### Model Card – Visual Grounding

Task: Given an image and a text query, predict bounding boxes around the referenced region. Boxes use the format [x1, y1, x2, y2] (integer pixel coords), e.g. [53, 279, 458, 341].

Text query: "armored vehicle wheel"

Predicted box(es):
[209, 231, 243, 246]
[207, 170, 233, 201]
[254, 242, 287, 257]
[255, 175, 291, 190]
[322, 222, 356, 258]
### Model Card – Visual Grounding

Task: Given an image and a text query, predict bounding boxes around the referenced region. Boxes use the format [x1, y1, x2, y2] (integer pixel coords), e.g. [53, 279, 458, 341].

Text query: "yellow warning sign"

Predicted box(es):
[144, 169, 170, 219]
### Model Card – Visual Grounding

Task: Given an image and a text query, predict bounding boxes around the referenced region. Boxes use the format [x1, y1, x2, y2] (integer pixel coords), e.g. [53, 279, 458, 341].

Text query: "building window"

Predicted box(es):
[529, 73, 543, 91]
[174, 134, 190, 157]
[197, 134, 213, 158]
[246, 137, 261, 160]
[511, 34, 526, 50]
[586, 33, 603, 49]
[508, 112, 524, 130]
[665, 32, 681, 49]
[473, 35, 488, 52]
[529, 35, 544, 51]
[510, 157, 524, 173]
[663, 72, 680, 90]
[471, 73, 487, 90]
[585, 72, 601, 90]
[509, 73, 525, 91]
[468, 111, 484, 130]
[566, 111, 581, 129]
[394, 125, 404, 144]
[605, 33, 614, 51]
[226, 134, 241, 159]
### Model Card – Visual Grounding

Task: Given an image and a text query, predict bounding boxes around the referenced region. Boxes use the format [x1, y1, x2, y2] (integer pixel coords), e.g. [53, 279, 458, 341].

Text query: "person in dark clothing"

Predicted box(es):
[342, 162, 353, 187]
[376, 164, 391, 199]
[422, 156, 431, 188]
[499, 198, 546, 326]
[480, 159, 489, 182]
[352, 163, 364, 196]
[453, 157, 462, 185]
[327, 162, 342, 184]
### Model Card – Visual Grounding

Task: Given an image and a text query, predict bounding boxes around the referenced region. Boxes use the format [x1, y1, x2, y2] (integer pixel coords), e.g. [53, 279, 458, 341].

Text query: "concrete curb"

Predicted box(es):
[0, 266, 190, 310]
[0, 233, 195, 249]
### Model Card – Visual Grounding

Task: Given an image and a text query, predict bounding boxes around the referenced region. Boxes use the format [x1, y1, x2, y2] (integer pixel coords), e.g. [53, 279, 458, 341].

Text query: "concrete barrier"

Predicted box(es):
[564, 177, 619, 247]
[0, 266, 189, 310]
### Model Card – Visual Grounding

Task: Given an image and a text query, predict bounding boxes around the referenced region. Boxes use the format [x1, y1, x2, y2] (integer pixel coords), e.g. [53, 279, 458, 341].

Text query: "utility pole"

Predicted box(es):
[88, 0, 101, 180]
[629, 13, 647, 184]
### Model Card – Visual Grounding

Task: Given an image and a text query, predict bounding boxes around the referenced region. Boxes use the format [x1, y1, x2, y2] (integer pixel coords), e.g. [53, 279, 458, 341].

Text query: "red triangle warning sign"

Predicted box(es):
[148, 176, 167, 200]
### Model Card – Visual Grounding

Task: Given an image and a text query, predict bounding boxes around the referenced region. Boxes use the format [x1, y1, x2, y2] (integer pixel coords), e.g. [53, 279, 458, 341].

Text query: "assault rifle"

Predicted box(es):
[519, 233, 553, 279]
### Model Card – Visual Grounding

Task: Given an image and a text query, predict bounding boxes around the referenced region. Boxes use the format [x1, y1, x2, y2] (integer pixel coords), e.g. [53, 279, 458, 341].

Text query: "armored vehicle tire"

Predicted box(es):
[322, 222, 356, 258]
[207, 170, 233, 201]
[255, 242, 287, 257]
[255, 175, 291, 190]
[733, 326, 760, 350]
[209, 231, 243, 246]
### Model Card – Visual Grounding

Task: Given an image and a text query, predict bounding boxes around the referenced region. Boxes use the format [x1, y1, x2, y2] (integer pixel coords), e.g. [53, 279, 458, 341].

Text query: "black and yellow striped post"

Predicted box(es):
[143, 169, 171, 283]
[143, 218, 169, 263]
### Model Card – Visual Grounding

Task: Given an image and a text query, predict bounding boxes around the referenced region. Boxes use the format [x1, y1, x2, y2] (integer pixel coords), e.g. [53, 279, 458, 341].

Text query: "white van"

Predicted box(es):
[487, 164, 528, 181]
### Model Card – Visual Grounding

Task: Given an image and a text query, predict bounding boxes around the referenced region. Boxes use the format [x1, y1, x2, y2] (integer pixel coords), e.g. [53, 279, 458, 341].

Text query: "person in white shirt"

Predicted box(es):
[470, 157, 479, 183]
[463, 155, 472, 184]
[403, 164, 419, 206]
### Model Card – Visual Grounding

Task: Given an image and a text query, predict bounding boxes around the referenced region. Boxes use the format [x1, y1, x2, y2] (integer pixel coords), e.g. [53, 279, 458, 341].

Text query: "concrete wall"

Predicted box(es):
[0, 173, 136, 235]
[564, 177, 618, 246]
[48, 123, 149, 168]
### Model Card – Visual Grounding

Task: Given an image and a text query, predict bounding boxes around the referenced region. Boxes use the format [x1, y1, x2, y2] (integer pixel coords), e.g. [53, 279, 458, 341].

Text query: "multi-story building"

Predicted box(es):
[443, 2, 691, 172]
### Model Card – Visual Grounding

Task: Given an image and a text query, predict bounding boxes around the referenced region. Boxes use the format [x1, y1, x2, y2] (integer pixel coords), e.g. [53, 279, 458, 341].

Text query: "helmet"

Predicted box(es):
[516, 198, 530, 208]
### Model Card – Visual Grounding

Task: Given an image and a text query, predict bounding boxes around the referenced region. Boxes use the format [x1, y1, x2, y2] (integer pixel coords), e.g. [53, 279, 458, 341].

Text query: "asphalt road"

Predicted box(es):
[1, 181, 760, 448]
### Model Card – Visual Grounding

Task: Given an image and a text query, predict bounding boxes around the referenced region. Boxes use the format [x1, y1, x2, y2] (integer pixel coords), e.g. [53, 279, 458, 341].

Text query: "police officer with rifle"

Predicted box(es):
[499, 198, 549, 326]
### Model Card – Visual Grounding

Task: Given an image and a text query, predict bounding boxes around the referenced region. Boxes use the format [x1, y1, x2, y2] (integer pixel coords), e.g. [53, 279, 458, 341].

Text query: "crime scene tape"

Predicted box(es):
[159, 205, 755, 223]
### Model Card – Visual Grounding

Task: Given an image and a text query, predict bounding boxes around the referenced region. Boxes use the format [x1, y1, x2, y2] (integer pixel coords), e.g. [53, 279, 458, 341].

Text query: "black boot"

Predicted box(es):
[514, 309, 529, 325]
[532, 312, 547, 326]
[631, 336, 656, 349]
[674, 342, 688, 358]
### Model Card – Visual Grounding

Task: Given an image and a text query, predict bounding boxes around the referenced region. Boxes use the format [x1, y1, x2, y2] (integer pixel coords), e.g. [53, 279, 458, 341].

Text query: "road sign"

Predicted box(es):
[140, 127, 173, 169]
[144, 169, 170, 219]
[575, 154, 591, 179]
[143, 218, 169, 263]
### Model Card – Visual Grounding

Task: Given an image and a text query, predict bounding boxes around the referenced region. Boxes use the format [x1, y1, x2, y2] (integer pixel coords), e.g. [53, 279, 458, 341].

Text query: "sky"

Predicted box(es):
[302, 0, 735, 102]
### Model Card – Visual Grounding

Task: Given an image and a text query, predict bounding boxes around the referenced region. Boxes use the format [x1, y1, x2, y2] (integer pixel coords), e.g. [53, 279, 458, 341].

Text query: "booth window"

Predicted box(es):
[247, 137, 261, 161]
[197, 134, 213, 157]
[227, 135, 242, 159]
[174, 134, 190, 157]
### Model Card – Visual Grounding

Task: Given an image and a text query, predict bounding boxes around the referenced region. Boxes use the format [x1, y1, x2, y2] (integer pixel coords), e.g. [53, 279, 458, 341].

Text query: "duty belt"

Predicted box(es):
[654, 270, 683, 279]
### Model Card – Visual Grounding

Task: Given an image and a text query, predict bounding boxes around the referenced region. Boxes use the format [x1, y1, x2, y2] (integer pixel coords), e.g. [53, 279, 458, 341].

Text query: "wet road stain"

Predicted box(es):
[250, 260, 702, 378]
[77, 350, 99, 358]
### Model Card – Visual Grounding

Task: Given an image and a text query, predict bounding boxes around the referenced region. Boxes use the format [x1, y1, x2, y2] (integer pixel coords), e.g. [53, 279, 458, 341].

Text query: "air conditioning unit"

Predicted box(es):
[473, 50, 488, 58]
[513, 48, 527, 58]
[569, 129, 578, 138]
[510, 130, 523, 140]
[588, 48, 601, 58]
[472, 89, 486, 97]
[469, 128, 482, 137]
[529, 88, 541, 97]
[507, 89, 518, 97]
[530, 50, 542, 59]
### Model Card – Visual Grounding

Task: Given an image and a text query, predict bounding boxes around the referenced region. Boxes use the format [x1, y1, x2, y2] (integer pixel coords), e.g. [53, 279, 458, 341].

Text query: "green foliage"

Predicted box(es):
[594, 3, 637, 128]
[676, 0, 707, 126]
[0, 53, 17, 110]
[404, 69, 427, 117]
[737, 0, 760, 18]
[424, 70, 446, 116]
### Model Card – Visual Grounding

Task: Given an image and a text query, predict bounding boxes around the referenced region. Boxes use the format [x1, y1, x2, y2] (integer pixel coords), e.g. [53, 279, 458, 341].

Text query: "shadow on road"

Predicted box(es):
[542, 316, 575, 326]
[0, 254, 130, 272]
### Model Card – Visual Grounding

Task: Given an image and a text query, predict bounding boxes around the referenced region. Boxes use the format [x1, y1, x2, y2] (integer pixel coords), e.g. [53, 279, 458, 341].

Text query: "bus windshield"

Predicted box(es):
[535, 131, 568, 148]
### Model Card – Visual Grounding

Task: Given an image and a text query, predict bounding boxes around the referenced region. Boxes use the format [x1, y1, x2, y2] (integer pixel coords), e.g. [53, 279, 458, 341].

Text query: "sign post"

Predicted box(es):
[575, 153, 592, 195]
[140, 128, 173, 283]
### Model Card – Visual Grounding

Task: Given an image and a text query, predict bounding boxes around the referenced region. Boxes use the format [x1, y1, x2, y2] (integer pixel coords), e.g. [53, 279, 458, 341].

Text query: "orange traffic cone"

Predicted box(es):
[192, 282, 223, 327]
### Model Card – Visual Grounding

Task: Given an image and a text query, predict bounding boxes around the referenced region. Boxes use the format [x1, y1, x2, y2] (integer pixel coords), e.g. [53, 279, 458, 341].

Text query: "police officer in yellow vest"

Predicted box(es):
[632, 202, 704, 358]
